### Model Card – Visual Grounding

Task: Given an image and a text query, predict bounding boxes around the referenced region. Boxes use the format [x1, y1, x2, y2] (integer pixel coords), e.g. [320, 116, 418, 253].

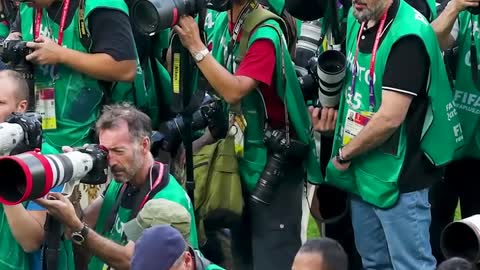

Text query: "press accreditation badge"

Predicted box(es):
[342, 109, 374, 145]
[228, 112, 247, 158]
[35, 84, 57, 130]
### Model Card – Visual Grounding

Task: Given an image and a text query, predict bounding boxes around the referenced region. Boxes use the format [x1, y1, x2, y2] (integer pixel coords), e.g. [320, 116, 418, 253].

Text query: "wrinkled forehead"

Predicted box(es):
[98, 122, 135, 150]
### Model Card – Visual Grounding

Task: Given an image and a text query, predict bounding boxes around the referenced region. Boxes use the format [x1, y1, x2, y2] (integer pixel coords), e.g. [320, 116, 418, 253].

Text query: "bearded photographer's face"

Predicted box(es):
[352, 0, 389, 22]
[0, 78, 27, 122]
[99, 120, 149, 183]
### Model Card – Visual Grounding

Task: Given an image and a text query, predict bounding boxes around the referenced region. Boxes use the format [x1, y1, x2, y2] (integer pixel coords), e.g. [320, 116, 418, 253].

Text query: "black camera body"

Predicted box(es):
[152, 96, 227, 154]
[0, 112, 42, 156]
[250, 129, 309, 205]
[0, 40, 35, 110]
[76, 144, 109, 185]
[0, 40, 31, 64]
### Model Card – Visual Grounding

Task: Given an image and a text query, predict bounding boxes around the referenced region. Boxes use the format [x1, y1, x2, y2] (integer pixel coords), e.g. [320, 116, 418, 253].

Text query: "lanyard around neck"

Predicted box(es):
[34, 0, 71, 46]
[350, 9, 388, 112]
[227, 0, 258, 56]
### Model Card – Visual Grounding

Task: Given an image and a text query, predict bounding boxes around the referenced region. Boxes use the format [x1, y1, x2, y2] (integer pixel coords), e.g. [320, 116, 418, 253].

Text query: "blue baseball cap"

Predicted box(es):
[131, 225, 187, 270]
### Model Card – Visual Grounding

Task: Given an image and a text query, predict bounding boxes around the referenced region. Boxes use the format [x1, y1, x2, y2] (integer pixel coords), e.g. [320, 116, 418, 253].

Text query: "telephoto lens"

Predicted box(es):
[131, 0, 205, 35]
[441, 215, 480, 263]
[295, 20, 322, 69]
[250, 129, 308, 205]
[316, 49, 346, 107]
[0, 144, 108, 205]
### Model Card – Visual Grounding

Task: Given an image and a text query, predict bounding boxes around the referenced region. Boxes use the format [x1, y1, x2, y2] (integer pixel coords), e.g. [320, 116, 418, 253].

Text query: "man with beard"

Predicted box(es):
[36, 103, 198, 270]
[323, 0, 462, 268]
[173, 0, 321, 269]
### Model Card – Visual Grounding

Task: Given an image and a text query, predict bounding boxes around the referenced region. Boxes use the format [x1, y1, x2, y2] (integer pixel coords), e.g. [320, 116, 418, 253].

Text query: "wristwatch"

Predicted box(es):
[72, 223, 90, 245]
[336, 148, 350, 164]
[192, 48, 210, 63]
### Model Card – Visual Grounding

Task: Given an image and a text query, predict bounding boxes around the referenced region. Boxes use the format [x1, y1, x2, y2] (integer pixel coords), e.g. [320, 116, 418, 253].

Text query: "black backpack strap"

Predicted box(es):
[237, 9, 287, 63]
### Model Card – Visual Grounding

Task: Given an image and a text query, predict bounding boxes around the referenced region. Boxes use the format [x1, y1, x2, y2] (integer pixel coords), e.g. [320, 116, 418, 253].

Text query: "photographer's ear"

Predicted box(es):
[17, 99, 28, 113]
[141, 136, 151, 154]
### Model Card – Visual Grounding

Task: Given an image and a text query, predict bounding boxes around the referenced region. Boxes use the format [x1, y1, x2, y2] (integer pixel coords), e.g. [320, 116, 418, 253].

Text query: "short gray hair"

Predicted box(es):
[95, 103, 152, 141]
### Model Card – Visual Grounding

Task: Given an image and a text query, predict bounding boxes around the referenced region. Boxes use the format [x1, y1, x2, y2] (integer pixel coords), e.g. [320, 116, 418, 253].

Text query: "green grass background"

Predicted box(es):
[306, 204, 463, 239]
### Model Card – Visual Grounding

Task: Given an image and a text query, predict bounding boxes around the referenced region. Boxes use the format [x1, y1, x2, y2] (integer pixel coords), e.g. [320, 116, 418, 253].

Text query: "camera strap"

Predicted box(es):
[350, 8, 389, 112]
[226, 0, 258, 63]
[34, 0, 70, 45]
[77, 0, 90, 49]
[469, 15, 480, 91]
[102, 162, 167, 237]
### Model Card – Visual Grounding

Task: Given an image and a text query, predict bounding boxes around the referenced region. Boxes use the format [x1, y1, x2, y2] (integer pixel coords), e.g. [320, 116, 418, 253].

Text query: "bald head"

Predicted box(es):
[0, 70, 29, 122]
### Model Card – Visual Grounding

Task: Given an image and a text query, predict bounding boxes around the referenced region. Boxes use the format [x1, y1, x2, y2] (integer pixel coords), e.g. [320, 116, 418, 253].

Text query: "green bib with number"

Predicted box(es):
[20, 0, 128, 149]
[450, 12, 480, 160]
[89, 174, 198, 270]
[325, 1, 463, 208]
[210, 9, 322, 192]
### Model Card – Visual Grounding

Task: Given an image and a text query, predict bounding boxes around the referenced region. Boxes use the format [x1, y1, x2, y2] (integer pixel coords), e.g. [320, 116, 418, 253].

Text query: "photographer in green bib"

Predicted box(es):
[8, 0, 137, 151]
[0, 70, 74, 270]
[173, 0, 321, 269]
[35, 104, 198, 270]
[323, 0, 463, 268]
[430, 0, 480, 264]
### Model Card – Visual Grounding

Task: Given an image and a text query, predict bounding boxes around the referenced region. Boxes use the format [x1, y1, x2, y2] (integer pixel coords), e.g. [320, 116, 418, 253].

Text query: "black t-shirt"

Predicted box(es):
[356, 0, 442, 192]
[11, 0, 136, 61]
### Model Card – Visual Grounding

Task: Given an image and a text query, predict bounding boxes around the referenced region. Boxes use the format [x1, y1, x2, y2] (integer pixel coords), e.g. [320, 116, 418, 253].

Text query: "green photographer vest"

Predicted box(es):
[0, 142, 74, 270]
[210, 9, 322, 192]
[19, 0, 128, 149]
[450, 12, 480, 160]
[89, 174, 198, 270]
[0, 22, 9, 39]
[325, 1, 463, 208]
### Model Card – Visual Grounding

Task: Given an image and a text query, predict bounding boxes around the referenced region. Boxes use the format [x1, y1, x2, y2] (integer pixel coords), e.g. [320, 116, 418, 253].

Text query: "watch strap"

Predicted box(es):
[194, 48, 210, 62]
[336, 148, 350, 164]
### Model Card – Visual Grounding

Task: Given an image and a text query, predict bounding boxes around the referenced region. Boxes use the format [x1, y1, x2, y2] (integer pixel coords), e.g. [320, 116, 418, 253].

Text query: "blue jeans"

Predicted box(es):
[351, 189, 436, 270]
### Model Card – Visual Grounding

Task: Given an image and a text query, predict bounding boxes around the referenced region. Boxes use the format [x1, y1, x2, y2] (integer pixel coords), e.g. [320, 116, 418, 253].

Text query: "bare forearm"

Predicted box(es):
[81, 229, 131, 270]
[197, 55, 248, 104]
[4, 205, 45, 252]
[58, 47, 136, 82]
[341, 114, 399, 160]
[432, 3, 460, 50]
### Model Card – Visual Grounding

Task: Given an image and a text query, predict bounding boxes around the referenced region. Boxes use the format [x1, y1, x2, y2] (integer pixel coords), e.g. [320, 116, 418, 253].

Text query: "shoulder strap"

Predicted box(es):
[237, 8, 287, 62]
[78, 0, 91, 50]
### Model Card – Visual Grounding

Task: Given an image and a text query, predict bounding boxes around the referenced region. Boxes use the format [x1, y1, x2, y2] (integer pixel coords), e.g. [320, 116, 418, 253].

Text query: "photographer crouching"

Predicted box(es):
[35, 104, 199, 270]
[173, 0, 321, 269]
